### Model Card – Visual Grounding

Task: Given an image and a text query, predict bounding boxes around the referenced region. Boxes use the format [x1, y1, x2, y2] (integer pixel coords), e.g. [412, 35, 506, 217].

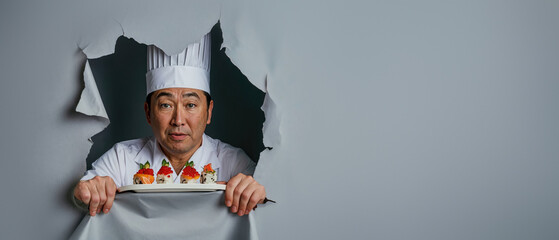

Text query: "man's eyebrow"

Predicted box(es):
[183, 92, 200, 99]
[155, 91, 174, 99]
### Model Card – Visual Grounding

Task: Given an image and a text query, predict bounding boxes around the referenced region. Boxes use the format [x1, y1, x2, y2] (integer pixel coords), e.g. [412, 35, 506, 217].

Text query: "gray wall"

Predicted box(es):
[0, 1, 558, 239]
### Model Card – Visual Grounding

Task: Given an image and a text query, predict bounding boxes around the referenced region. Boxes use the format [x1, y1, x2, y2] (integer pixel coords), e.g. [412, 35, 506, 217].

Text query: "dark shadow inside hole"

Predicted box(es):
[86, 22, 265, 169]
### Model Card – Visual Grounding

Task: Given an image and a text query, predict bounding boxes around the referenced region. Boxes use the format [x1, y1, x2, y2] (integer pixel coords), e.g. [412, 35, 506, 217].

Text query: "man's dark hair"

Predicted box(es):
[145, 91, 212, 113]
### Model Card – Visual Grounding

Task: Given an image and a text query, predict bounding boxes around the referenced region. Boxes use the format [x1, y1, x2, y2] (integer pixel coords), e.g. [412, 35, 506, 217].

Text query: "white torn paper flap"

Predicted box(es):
[261, 90, 281, 148]
[75, 60, 109, 120]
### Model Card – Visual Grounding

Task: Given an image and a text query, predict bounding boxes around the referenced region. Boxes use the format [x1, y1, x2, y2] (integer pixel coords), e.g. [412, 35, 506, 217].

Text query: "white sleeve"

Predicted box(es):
[216, 144, 257, 181]
[80, 144, 124, 187]
[230, 149, 256, 177]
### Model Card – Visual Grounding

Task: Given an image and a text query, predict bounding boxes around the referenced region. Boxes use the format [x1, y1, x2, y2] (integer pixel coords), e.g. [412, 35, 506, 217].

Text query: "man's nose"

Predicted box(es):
[171, 107, 185, 126]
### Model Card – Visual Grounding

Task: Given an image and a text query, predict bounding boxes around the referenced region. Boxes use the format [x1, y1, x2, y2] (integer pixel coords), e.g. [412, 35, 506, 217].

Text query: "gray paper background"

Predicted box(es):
[1, 1, 558, 239]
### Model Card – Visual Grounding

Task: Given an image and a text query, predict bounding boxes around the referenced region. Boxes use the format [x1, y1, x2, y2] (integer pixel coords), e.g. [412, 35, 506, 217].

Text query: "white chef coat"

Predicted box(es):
[81, 134, 256, 187]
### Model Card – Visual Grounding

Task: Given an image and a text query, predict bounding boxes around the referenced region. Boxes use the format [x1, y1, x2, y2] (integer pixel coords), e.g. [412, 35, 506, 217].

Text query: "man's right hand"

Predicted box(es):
[73, 176, 117, 216]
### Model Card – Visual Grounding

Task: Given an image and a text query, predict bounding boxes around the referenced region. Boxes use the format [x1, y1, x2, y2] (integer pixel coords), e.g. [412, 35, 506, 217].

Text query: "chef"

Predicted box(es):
[73, 33, 266, 217]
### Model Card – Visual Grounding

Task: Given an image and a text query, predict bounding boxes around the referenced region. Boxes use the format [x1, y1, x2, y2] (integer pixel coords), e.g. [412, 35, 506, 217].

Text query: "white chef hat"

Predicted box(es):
[146, 33, 211, 95]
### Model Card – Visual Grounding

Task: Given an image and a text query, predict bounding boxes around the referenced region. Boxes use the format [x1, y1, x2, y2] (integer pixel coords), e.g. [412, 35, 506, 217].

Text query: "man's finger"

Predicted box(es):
[245, 184, 266, 215]
[229, 176, 253, 214]
[245, 182, 266, 214]
[88, 184, 100, 216]
[239, 183, 265, 216]
[102, 180, 117, 214]
[96, 181, 108, 208]
[75, 183, 91, 205]
[225, 175, 244, 207]
[237, 182, 258, 216]
[95, 184, 107, 214]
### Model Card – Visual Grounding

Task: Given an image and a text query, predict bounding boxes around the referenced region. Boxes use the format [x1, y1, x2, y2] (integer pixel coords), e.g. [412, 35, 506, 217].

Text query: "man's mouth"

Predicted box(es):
[169, 132, 187, 141]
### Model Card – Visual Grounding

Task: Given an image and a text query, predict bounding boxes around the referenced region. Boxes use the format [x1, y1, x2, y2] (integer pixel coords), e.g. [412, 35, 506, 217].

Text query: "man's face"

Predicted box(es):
[144, 88, 213, 158]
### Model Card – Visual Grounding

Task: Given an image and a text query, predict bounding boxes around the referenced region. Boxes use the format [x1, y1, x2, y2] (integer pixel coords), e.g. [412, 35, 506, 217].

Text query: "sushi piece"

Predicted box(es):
[180, 161, 200, 184]
[200, 163, 217, 184]
[156, 159, 173, 184]
[133, 161, 154, 184]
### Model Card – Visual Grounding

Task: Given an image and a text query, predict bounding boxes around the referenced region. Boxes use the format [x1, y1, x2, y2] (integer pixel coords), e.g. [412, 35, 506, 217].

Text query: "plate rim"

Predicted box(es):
[118, 183, 226, 193]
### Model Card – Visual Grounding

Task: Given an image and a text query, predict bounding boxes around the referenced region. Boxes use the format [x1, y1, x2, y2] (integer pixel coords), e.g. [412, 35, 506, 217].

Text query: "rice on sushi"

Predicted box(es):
[180, 161, 199, 184]
[200, 163, 217, 184]
[156, 159, 173, 184]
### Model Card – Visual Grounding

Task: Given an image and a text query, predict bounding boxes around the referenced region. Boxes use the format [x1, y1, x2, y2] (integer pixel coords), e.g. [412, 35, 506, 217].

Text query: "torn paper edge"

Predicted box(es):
[75, 60, 109, 121]
[77, 18, 124, 59]
[260, 79, 281, 148]
[75, 16, 281, 177]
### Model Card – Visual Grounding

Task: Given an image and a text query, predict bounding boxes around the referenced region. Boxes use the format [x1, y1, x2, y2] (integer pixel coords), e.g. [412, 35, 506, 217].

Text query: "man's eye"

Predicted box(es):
[160, 103, 171, 108]
[186, 103, 196, 108]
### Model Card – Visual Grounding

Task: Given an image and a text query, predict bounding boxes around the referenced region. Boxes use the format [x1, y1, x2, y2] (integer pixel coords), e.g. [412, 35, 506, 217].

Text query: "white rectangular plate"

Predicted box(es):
[118, 183, 226, 193]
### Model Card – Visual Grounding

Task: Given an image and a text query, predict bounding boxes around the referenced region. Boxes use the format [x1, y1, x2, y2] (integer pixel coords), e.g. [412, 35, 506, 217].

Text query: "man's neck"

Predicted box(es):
[158, 141, 203, 174]
[167, 152, 195, 174]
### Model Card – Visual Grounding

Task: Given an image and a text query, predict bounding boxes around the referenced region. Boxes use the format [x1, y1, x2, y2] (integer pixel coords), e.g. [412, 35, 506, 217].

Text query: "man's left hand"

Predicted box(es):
[224, 173, 266, 216]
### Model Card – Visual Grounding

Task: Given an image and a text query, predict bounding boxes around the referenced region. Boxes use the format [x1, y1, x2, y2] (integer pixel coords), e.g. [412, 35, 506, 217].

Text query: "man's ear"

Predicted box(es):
[144, 102, 151, 125]
[206, 100, 213, 125]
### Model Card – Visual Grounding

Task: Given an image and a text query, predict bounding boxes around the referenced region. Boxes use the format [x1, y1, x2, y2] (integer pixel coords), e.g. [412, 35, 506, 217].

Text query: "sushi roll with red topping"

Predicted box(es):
[133, 161, 154, 184]
[180, 161, 200, 184]
[156, 159, 173, 184]
[200, 163, 217, 184]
